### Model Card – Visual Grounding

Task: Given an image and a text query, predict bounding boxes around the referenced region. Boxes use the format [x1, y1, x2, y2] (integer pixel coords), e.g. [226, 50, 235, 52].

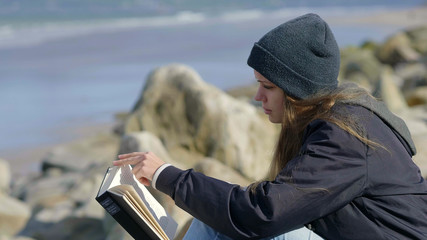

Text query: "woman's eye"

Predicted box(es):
[263, 85, 273, 89]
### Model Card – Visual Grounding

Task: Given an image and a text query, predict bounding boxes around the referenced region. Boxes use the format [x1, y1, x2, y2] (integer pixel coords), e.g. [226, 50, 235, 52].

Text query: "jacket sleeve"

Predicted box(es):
[155, 119, 368, 239]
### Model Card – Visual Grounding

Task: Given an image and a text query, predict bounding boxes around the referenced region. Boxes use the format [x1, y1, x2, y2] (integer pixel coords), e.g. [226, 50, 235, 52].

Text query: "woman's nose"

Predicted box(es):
[254, 87, 264, 102]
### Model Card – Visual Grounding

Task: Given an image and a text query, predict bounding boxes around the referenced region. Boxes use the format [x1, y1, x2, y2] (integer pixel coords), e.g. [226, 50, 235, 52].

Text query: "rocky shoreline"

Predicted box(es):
[1, 23, 427, 240]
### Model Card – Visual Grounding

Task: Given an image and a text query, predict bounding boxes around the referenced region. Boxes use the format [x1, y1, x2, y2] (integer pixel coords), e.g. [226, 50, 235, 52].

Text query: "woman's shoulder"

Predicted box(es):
[305, 104, 373, 134]
[302, 104, 377, 150]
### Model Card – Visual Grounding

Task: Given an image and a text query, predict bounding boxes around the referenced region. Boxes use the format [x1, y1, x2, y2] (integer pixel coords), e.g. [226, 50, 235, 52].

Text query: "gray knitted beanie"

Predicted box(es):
[247, 13, 340, 99]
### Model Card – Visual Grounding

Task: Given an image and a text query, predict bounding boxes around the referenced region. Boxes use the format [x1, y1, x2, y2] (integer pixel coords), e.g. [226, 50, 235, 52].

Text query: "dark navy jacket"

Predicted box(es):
[156, 105, 427, 239]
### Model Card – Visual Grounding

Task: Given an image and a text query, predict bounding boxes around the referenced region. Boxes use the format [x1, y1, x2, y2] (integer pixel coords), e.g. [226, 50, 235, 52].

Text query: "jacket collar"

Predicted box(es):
[340, 83, 416, 156]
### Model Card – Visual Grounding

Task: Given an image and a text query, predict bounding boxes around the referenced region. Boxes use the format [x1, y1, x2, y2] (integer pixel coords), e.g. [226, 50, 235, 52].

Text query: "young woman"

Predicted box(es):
[114, 13, 427, 239]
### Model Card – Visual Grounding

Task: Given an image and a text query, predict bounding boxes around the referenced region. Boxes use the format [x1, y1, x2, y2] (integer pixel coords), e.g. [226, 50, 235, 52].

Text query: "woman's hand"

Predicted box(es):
[113, 152, 165, 186]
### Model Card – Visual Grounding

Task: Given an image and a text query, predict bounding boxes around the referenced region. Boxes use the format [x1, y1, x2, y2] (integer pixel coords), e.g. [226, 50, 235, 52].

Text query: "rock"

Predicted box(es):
[194, 158, 251, 186]
[41, 133, 119, 173]
[405, 86, 427, 106]
[376, 32, 420, 65]
[29, 217, 105, 240]
[68, 172, 107, 220]
[8, 172, 40, 201]
[0, 236, 35, 240]
[360, 40, 380, 52]
[0, 193, 31, 237]
[397, 105, 427, 178]
[340, 72, 373, 93]
[406, 26, 427, 55]
[22, 165, 108, 220]
[174, 218, 193, 240]
[373, 67, 408, 114]
[413, 134, 427, 178]
[0, 159, 11, 194]
[23, 172, 81, 208]
[123, 64, 278, 180]
[404, 117, 427, 138]
[339, 46, 383, 91]
[22, 183, 106, 239]
[34, 200, 74, 223]
[118, 131, 187, 168]
[226, 83, 260, 106]
[397, 62, 427, 92]
[400, 105, 427, 137]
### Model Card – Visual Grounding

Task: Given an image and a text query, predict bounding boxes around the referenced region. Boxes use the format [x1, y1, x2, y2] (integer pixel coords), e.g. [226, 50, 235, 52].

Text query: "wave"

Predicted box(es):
[0, 11, 207, 49]
[217, 5, 395, 23]
[0, 5, 415, 49]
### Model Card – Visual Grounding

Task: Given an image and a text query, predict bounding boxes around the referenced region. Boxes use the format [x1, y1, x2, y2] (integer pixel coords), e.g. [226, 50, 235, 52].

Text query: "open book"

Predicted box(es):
[96, 165, 178, 240]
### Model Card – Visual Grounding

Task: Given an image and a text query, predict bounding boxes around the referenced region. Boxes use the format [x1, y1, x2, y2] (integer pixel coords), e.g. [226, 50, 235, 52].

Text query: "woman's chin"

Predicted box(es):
[268, 115, 281, 124]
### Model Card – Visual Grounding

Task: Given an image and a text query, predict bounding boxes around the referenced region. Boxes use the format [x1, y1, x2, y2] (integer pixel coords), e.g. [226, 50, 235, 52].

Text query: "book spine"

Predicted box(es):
[96, 192, 153, 240]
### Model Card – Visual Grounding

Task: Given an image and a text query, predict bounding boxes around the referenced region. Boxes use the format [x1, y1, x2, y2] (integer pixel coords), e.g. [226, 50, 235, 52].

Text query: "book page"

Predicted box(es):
[112, 185, 168, 239]
[97, 166, 121, 197]
[112, 165, 178, 239]
[108, 190, 164, 240]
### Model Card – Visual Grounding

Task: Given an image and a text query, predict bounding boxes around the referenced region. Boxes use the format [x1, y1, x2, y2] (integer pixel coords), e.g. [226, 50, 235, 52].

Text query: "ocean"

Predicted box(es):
[0, 1, 426, 156]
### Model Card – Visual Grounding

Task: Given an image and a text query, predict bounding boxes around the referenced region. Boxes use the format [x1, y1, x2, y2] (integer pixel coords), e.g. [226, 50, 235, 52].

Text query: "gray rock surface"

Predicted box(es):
[0, 159, 10, 194]
[0, 194, 31, 237]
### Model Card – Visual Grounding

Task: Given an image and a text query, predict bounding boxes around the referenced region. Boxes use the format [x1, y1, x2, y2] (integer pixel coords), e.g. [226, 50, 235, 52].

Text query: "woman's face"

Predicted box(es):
[253, 70, 285, 124]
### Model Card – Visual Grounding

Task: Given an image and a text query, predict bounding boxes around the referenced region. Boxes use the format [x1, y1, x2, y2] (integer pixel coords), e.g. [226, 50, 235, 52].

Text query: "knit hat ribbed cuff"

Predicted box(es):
[248, 43, 338, 99]
[248, 43, 309, 99]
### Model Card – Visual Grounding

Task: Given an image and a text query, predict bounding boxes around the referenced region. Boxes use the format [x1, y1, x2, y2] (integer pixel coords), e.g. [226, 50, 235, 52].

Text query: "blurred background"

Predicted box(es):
[1, 0, 426, 175]
[1, 1, 427, 239]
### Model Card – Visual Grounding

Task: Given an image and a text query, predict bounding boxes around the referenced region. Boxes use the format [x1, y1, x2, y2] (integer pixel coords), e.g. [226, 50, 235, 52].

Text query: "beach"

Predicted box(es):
[1, 5, 427, 178]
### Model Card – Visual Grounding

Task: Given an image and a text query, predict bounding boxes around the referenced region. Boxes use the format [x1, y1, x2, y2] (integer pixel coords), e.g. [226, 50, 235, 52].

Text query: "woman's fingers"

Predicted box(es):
[117, 152, 147, 159]
[113, 154, 145, 166]
[112, 152, 166, 185]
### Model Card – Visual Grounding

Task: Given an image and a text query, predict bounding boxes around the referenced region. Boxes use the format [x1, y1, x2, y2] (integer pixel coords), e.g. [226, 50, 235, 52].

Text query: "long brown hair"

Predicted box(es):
[265, 84, 382, 181]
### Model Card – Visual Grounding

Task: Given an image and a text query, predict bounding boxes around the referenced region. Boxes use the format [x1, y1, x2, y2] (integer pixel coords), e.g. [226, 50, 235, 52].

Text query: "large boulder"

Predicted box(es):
[373, 67, 408, 114]
[406, 26, 427, 55]
[118, 131, 186, 168]
[194, 158, 251, 186]
[226, 83, 260, 106]
[19, 164, 110, 239]
[0, 193, 31, 237]
[398, 105, 427, 178]
[397, 62, 427, 93]
[41, 133, 119, 173]
[376, 32, 420, 65]
[0, 159, 11, 194]
[122, 64, 278, 180]
[22, 172, 82, 208]
[413, 134, 427, 178]
[26, 217, 105, 240]
[0, 237, 35, 240]
[405, 86, 427, 106]
[339, 47, 383, 92]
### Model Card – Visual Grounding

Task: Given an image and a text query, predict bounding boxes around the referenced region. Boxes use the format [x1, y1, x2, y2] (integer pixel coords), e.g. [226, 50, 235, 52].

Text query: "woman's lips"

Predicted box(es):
[263, 108, 272, 114]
